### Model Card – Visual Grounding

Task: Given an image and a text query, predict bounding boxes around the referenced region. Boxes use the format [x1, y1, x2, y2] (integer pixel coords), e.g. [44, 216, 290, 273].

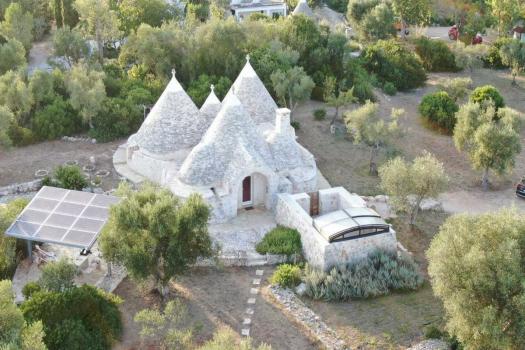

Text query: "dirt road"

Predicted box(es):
[440, 188, 525, 214]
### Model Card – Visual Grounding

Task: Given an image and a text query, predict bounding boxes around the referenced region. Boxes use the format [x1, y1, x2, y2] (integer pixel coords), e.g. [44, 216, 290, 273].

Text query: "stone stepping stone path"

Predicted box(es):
[241, 269, 264, 337]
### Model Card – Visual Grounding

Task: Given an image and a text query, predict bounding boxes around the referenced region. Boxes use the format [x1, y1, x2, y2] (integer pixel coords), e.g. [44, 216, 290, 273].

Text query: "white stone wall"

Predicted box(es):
[275, 193, 328, 269]
[323, 230, 398, 269]
[276, 192, 398, 271]
[318, 187, 367, 215]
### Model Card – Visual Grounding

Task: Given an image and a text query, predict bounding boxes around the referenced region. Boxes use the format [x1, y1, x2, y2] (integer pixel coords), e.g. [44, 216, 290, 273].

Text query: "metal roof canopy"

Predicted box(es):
[5, 186, 120, 250]
[313, 207, 390, 243]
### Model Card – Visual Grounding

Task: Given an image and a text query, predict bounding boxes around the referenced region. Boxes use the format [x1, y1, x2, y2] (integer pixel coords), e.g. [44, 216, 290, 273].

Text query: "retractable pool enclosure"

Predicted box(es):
[313, 206, 390, 243]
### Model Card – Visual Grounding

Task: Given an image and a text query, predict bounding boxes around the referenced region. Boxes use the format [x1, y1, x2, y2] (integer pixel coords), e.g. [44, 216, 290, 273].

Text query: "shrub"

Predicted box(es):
[255, 226, 302, 258]
[22, 282, 42, 299]
[343, 58, 376, 102]
[90, 97, 142, 142]
[382, 82, 397, 95]
[325, 0, 347, 13]
[362, 40, 427, 91]
[54, 165, 88, 190]
[414, 37, 458, 72]
[303, 249, 423, 300]
[291, 121, 300, 130]
[419, 91, 459, 133]
[21, 285, 122, 350]
[187, 74, 232, 107]
[0, 198, 29, 279]
[313, 108, 326, 120]
[470, 85, 505, 109]
[424, 325, 444, 339]
[7, 123, 35, 146]
[271, 264, 301, 288]
[484, 37, 512, 69]
[32, 98, 83, 141]
[38, 259, 77, 292]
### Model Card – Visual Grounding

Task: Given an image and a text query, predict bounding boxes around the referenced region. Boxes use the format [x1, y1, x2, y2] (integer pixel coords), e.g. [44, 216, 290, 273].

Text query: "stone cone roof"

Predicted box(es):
[224, 57, 278, 125]
[130, 71, 203, 154]
[179, 93, 275, 186]
[199, 86, 221, 127]
[292, 0, 314, 17]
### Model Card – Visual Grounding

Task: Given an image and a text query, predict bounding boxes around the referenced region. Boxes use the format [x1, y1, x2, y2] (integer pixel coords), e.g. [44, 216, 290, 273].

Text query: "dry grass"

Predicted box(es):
[294, 68, 525, 194]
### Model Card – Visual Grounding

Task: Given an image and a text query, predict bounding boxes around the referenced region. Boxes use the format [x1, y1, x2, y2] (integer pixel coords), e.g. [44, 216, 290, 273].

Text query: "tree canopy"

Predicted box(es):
[0, 280, 46, 350]
[379, 152, 448, 225]
[428, 209, 525, 349]
[0, 3, 33, 51]
[345, 101, 403, 175]
[99, 182, 215, 297]
[453, 101, 521, 190]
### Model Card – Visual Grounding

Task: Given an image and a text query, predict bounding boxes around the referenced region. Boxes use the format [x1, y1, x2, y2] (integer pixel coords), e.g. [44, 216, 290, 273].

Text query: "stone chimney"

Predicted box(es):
[275, 108, 292, 135]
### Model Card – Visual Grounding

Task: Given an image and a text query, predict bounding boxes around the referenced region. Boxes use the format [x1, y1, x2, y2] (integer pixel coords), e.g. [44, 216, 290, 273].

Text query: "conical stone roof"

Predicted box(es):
[292, 0, 314, 17]
[223, 55, 278, 125]
[130, 70, 203, 154]
[199, 85, 221, 127]
[179, 93, 275, 186]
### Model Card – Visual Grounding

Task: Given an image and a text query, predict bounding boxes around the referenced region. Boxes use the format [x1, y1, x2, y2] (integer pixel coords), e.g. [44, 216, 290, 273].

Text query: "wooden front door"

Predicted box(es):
[242, 176, 252, 204]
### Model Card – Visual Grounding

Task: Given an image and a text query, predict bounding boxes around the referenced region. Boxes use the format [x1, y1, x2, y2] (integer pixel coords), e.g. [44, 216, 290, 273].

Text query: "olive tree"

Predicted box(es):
[0, 71, 33, 121]
[0, 106, 14, 148]
[53, 26, 89, 68]
[436, 77, 472, 102]
[451, 42, 489, 72]
[454, 102, 521, 191]
[0, 39, 26, 75]
[65, 63, 106, 128]
[392, 0, 431, 38]
[0, 3, 33, 51]
[500, 40, 525, 86]
[271, 66, 314, 119]
[379, 152, 448, 225]
[74, 0, 121, 62]
[323, 76, 357, 125]
[134, 300, 192, 349]
[38, 259, 77, 292]
[427, 209, 525, 349]
[0, 280, 46, 350]
[345, 101, 404, 175]
[99, 182, 215, 298]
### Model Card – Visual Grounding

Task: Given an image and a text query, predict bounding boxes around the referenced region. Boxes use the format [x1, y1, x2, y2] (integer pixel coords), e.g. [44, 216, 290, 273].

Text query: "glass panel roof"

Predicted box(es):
[313, 206, 389, 242]
[4, 186, 120, 249]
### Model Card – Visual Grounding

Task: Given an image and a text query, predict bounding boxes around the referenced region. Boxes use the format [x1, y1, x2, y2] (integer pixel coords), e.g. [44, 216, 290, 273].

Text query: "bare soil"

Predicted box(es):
[294, 68, 525, 198]
[113, 266, 320, 350]
[0, 139, 124, 190]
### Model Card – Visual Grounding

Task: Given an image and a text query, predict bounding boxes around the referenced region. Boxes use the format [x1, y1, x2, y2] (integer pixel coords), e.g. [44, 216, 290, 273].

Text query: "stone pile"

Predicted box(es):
[268, 285, 347, 350]
[0, 179, 42, 196]
[408, 339, 449, 350]
[61, 136, 97, 144]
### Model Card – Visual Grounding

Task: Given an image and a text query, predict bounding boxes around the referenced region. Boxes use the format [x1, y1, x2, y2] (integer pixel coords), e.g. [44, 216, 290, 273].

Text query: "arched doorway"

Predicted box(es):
[238, 173, 268, 209]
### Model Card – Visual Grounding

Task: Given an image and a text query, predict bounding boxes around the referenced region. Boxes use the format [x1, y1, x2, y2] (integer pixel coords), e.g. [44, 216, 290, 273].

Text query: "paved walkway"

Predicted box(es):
[240, 268, 264, 337]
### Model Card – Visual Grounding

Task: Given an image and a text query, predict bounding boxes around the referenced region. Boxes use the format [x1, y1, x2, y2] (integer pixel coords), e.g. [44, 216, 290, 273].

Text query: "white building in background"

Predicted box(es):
[230, 0, 287, 21]
[291, 0, 314, 18]
[113, 56, 317, 224]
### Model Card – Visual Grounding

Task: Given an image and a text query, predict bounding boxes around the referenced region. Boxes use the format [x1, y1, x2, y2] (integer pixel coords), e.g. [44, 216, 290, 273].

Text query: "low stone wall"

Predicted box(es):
[275, 193, 328, 269]
[267, 285, 346, 350]
[275, 191, 398, 271]
[0, 179, 42, 196]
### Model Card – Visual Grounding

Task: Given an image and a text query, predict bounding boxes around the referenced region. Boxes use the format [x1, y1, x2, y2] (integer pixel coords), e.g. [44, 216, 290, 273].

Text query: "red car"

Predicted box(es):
[448, 25, 459, 40]
[448, 25, 483, 44]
